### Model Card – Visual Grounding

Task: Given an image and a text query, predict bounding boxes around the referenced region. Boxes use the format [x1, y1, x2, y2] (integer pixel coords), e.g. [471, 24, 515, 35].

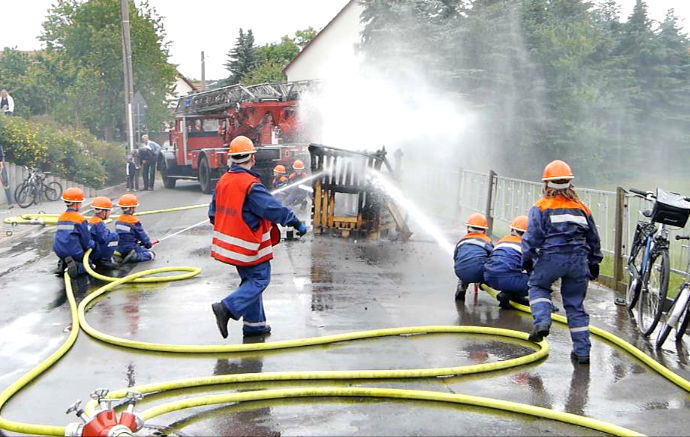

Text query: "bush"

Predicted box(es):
[0, 116, 126, 188]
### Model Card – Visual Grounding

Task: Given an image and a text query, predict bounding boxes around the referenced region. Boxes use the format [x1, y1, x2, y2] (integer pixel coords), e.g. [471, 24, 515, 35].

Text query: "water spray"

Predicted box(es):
[368, 170, 455, 255]
[154, 219, 210, 245]
[270, 168, 331, 196]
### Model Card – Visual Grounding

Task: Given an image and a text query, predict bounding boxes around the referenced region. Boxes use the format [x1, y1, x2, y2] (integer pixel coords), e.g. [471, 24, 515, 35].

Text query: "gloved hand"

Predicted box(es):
[144, 242, 153, 249]
[588, 263, 599, 280]
[297, 222, 308, 236]
[209, 216, 215, 225]
[521, 258, 533, 273]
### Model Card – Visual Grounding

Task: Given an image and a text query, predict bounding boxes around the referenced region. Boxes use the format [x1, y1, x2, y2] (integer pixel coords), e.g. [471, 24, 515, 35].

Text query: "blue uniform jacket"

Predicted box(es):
[53, 208, 94, 261]
[116, 214, 152, 254]
[209, 165, 300, 230]
[454, 233, 494, 283]
[485, 235, 523, 278]
[88, 217, 119, 261]
[522, 196, 603, 265]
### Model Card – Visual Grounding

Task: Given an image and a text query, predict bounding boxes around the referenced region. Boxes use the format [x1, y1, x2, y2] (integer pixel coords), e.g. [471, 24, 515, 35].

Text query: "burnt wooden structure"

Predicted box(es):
[308, 144, 411, 240]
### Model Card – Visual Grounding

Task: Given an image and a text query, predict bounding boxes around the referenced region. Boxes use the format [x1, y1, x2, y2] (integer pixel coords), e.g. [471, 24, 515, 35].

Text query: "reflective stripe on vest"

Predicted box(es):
[458, 239, 489, 249]
[550, 213, 588, 226]
[211, 244, 273, 264]
[57, 224, 75, 231]
[116, 224, 131, 232]
[213, 231, 271, 251]
[495, 242, 522, 253]
[108, 241, 119, 247]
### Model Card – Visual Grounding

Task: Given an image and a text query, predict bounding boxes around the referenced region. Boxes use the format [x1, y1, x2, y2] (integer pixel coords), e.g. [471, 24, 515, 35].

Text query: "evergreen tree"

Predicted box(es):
[224, 28, 257, 85]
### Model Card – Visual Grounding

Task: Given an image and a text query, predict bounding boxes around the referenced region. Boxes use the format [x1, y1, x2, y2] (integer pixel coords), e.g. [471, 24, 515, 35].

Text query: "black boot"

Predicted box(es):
[497, 292, 512, 309]
[212, 302, 235, 339]
[455, 281, 468, 301]
[570, 351, 590, 365]
[55, 259, 66, 277]
[65, 257, 79, 278]
[528, 323, 551, 343]
[243, 325, 272, 337]
[96, 260, 121, 270]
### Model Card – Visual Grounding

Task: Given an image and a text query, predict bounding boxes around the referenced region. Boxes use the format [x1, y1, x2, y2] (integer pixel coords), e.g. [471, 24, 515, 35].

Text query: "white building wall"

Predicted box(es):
[285, 1, 365, 82]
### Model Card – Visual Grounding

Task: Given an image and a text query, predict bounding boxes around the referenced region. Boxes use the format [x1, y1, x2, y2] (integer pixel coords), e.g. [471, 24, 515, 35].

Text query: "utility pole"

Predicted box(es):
[120, 0, 135, 152]
[201, 51, 207, 91]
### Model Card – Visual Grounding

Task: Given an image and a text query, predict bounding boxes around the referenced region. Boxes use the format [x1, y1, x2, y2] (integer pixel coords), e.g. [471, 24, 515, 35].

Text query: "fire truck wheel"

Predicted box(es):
[161, 163, 176, 189]
[198, 156, 216, 194]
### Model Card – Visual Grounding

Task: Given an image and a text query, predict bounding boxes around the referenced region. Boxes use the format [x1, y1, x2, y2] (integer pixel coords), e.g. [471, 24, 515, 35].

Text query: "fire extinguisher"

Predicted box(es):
[65, 389, 145, 437]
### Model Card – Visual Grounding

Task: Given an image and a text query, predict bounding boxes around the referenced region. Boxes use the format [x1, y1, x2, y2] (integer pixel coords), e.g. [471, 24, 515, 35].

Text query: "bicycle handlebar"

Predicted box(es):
[629, 188, 653, 197]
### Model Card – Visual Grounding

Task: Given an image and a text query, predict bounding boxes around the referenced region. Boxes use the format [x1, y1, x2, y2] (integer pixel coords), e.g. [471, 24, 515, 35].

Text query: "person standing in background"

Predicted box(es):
[0, 142, 11, 206]
[137, 140, 154, 191]
[126, 149, 140, 192]
[141, 134, 161, 190]
[1, 89, 14, 115]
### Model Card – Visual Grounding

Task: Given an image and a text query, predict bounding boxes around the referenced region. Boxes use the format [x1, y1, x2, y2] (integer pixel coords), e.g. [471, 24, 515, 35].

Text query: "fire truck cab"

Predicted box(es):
[160, 81, 314, 193]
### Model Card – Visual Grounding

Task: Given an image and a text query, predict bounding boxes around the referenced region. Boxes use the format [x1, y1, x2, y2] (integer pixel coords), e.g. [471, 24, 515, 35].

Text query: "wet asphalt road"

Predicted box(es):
[1, 181, 689, 436]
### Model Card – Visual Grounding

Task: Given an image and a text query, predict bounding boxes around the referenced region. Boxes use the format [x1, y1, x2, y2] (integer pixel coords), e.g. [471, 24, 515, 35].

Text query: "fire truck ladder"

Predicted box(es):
[175, 80, 319, 116]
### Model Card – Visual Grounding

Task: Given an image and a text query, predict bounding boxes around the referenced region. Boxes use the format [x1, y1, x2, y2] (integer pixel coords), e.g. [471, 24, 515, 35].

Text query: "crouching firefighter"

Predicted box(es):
[115, 194, 156, 263]
[210, 136, 307, 338]
[53, 187, 95, 278]
[88, 196, 119, 270]
[522, 160, 602, 365]
[454, 213, 493, 301]
[484, 215, 530, 309]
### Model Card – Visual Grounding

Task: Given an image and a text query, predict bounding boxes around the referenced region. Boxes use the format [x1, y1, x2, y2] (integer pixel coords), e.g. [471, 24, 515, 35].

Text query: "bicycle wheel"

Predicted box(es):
[43, 181, 63, 202]
[13, 182, 26, 204]
[626, 227, 646, 309]
[638, 249, 670, 336]
[656, 286, 688, 348]
[676, 305, 690, 342]
[15, 183, 36, 208]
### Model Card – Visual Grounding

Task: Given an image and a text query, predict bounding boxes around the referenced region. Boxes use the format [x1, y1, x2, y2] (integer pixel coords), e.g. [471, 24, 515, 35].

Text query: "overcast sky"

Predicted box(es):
[2, 0, 689, 81]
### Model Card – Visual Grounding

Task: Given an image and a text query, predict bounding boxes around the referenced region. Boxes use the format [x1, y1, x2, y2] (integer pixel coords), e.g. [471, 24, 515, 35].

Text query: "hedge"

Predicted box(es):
[0, 116, 126, 188]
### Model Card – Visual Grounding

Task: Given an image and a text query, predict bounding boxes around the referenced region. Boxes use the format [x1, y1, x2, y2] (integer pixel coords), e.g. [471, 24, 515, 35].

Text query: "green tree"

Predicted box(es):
[40, 0, 176, 141]
[294, 27, 318, 50]
[224, 28, 257, 85]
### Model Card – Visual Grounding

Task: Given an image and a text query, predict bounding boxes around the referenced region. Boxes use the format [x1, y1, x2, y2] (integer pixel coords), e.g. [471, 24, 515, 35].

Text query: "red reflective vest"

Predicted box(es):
[211, 171, 274, 266]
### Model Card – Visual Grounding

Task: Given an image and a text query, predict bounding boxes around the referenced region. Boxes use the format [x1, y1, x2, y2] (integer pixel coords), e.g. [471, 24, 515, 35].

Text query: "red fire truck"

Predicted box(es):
[160, 81, 315, 193]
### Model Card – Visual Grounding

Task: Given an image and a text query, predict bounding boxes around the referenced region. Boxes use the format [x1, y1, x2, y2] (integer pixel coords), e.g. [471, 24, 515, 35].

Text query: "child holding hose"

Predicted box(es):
[453, 213, 493, 301]
[521, 160, 602, 365]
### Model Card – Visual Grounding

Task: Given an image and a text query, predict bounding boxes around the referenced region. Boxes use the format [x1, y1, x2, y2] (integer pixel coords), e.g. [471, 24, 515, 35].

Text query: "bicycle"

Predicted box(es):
[625, 188, 690, 336]
[14, 166, 63, 208]
[656, 235, 690, 347]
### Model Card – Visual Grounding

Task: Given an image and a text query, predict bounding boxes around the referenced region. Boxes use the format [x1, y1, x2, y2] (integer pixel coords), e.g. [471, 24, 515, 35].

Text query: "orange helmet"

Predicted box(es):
[466, 213, 489, 230]
[61, 187, 85, 203]
[274, 164, 286, 174]
[293, 160, 305, 170]
[510, 215, 529, 233]
[117, 193, 139, 208]
[229, 136, 256, 163]
[542, 160, 574, 181]
[92, 196, 113, 211]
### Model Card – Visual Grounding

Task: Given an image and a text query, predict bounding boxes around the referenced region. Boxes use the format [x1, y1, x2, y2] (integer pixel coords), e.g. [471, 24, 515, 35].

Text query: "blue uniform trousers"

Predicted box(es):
[528, 253, 591, 356]
[125, 246, 155, 263]
[222, 261, 271, 335]
[485, 273, 529, 300]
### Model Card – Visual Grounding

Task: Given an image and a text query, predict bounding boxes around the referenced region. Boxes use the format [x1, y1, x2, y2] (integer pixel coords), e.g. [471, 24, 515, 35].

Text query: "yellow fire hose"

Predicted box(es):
[2, 204, 207, 226]
[0, 244, 686, 436]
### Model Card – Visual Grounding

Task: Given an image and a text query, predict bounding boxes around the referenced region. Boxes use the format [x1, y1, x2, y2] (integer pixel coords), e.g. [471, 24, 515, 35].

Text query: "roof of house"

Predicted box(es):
[283, 0, 356, 75]
[177, 73, 199, 92]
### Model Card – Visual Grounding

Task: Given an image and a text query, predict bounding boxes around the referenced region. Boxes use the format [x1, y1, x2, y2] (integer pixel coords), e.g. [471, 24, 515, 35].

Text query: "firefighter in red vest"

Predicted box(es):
[210, 136, 307, 338]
